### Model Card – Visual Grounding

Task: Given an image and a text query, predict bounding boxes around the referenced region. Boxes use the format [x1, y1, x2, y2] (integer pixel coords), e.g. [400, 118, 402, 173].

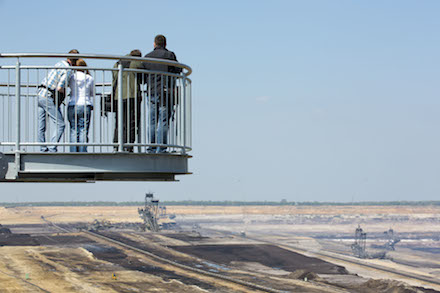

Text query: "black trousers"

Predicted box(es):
[113, 98, 142, 152]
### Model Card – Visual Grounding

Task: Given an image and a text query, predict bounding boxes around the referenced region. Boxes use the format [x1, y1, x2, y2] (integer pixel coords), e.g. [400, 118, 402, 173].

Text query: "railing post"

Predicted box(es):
[182, 75, 191, 154]
[15, 59, 21, 152]
[14, 58, 21, 177]
[182, 76, 187, 154]
[188, 82, 192, 150]
[117, 62, 123, 152]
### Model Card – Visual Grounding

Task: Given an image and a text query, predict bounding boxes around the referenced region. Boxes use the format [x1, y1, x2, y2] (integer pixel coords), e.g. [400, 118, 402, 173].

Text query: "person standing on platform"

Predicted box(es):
[67, 59, 94, 153]
[37, 49, 79, 152]
[112, 49, 143, 152]
[143, 35, 182, 154]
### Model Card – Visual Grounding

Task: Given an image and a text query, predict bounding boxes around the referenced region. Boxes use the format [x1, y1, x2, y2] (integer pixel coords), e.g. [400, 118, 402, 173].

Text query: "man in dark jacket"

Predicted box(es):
[143, 35, 182, 153]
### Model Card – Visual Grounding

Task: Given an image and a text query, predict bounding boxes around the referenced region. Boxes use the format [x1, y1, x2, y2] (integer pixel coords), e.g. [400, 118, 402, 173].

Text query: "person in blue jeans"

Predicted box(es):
[142, 35, 182, 153]
[148, 96, 172, 153]
[67, 59, 94, 152]
[37, 49, 79, 152]
[37, 97, 65, 152]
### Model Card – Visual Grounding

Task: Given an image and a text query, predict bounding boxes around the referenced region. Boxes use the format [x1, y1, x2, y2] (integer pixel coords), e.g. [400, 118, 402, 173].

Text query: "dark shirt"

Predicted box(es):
[142, 46, 182, 99]
[143, 46, 182, 74]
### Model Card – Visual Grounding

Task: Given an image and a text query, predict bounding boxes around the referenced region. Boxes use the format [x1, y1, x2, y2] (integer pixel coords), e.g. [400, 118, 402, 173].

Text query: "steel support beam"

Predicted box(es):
[0, 153, 190, 182]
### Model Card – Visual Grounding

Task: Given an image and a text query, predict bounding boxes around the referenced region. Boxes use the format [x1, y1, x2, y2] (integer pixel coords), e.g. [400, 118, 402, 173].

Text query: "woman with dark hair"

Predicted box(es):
[68, 59, 94, 152]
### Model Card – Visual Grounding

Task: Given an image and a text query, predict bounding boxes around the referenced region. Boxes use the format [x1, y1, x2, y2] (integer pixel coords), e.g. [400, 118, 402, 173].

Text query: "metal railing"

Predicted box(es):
[0, 53, 192, 155]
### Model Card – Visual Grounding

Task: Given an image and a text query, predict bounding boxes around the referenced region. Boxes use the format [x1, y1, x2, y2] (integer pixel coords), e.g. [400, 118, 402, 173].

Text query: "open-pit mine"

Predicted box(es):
[0, 204, 439, 293]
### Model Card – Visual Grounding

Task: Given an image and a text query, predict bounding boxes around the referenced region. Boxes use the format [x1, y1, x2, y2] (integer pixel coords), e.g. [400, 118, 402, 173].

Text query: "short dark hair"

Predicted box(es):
[68, 49, 79, 65]
[130, 49, 142, 57]
[154, 35, 166, 48]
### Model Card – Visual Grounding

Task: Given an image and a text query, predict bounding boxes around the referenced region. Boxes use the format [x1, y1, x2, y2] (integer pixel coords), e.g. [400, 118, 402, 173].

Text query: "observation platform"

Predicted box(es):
[0, 53, 192, 182]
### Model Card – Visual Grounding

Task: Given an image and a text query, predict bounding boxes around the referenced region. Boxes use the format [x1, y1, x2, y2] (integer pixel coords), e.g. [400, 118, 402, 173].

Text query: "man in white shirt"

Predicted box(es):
[37, 49, 79, 152]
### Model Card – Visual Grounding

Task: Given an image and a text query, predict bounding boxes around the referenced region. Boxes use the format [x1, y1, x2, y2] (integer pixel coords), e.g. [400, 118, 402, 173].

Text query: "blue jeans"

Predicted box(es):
[148, 96, 171, 153]
[38, 95, 65, 152]
[67, 105, 92, 152]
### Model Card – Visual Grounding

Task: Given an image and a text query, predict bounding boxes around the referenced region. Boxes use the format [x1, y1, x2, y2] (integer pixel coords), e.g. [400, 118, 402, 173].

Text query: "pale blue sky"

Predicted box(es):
[1, 0, 439, 202]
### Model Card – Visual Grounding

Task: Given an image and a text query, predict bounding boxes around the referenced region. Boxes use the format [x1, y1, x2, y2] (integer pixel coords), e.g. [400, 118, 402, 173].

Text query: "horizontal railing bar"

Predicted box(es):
[0, 94, 38, 97]
[124, 143, 190, 150]
[0, 142, 114, 147]
[0, 53, 192, 76]
[14, 142, 189, 149]
[0, 93, 107, 97]
[0, 83, 112, 88]
[0, 66, 117, 71]
[0, 67, 190, 81]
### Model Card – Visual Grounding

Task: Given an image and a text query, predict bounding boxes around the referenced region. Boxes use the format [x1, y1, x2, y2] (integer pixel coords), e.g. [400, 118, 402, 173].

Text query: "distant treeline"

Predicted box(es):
[0, 200, 439, 207]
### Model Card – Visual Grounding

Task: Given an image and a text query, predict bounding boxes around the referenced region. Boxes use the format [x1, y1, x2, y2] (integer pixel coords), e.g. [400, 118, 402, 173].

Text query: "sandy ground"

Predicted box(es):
[1, 205, 439, 225]
[0, 245, 209, 293]
[0, 206, 142, 225]
[0, 205, 439, 293]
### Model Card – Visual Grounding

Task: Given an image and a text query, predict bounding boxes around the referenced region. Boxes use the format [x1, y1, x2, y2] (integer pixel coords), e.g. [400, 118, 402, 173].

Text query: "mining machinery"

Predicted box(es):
[384, 228, 400, 251]
[138, 193, 160, 232]
[351, 225, 368, 258]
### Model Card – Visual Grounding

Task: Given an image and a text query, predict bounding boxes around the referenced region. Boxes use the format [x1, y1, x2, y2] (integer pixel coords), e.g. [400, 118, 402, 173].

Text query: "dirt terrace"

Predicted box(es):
[0, 205, 439, 292]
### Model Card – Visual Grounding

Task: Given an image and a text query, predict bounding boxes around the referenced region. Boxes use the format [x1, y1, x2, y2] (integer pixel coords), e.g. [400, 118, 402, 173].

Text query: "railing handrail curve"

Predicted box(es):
[0, 53, 192, 76]
[0, 52, 193, 158]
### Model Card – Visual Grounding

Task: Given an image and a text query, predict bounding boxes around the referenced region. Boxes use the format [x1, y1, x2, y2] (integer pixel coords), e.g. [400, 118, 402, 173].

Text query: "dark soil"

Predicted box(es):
[82, 243, 217, 291]
[0, 234, 39, 246]
[161, 232, 208, 242]
[95, 232, 194, 264]
[356, 279, 440, 293]
[34, 235, 93, 245]
[416, 287, 440, 293]
[171, 244, 348, 275]
[407, 247, 440, 254]
[91, 232, 311, 291]
[0, 227, 11, 234]
[5, 224, 46, 229]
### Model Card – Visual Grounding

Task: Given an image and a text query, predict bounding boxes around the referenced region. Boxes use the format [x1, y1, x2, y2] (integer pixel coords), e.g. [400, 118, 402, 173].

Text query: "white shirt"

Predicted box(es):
[68, 71, 94, 106]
